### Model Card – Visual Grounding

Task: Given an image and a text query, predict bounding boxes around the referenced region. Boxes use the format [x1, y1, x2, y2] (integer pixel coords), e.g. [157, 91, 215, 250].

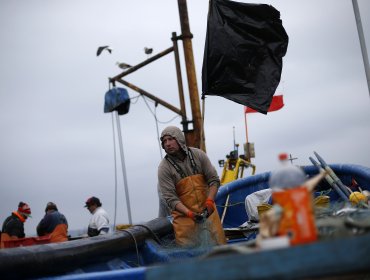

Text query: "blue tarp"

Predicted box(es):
[104, 87, 130, 115]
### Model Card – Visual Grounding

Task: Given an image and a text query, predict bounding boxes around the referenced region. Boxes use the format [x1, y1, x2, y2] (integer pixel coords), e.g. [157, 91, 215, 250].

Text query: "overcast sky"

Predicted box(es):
[1, 0, 369, 236]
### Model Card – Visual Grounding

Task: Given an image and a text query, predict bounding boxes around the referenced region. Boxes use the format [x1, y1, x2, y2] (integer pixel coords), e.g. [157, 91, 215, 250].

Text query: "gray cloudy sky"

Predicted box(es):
[1, 0, 369, 235]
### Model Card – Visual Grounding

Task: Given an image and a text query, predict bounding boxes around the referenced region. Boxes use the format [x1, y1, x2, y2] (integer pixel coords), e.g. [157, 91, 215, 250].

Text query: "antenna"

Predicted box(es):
[233, 126, 236, 151]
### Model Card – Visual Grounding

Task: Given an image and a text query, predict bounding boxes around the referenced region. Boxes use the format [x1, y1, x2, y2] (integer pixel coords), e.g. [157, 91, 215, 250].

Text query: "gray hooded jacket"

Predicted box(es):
[157, 126, 220, 210]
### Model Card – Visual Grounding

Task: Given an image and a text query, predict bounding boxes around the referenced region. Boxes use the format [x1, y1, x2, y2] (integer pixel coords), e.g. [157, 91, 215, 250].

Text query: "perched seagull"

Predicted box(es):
[116, 62, 132, 69]
[144, 47, 153, 55]
[97, 46, 112, 56]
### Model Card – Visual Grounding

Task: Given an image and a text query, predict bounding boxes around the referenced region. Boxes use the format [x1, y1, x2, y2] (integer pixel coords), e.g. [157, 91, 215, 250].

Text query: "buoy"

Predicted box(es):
[349, 191, 367, 205]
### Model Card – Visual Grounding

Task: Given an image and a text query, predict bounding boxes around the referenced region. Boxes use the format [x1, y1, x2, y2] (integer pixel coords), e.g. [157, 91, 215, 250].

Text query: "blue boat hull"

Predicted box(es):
[47, 232, 370, 280]
[216, 164, 370, 228]
[1, 164, 370, 279]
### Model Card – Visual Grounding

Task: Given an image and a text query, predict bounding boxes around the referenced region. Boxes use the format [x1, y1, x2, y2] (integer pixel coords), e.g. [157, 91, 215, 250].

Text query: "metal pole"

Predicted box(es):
[110, 47, 174, 83]
[111, 113, 118, 230]
[115, 111, 133, 225]
[352, 0, 370, 96]
[177, 0, 205, 151]
[172, 32, 188, 127]
[233, 126, 236, 151]
[244, 111, 250, 162]
[117, 78, 182, 116]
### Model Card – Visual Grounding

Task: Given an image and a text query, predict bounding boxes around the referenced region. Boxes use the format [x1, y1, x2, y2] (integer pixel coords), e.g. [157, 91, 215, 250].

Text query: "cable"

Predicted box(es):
[130, 94, 141, 104]
[141, 95, 180, 124]
[156, 114, 180, 124]
[140, 96, 162, 159]
[201, 95, 206, 150]
[140, 95, 179, 160]
[154, 105, 163, 159]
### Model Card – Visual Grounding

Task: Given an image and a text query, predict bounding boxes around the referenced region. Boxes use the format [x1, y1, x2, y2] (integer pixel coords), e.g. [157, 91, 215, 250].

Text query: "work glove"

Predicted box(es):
[204, 198, 215, 217]
[187, 210, 205, 223]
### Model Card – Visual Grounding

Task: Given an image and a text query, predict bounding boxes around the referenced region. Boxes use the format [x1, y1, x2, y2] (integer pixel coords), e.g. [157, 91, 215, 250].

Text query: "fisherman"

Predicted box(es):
[158, 126, 226, 247]
[1, 202, 31, 248]
[84, 196, 110, 237]
[37, 202, 68, 242]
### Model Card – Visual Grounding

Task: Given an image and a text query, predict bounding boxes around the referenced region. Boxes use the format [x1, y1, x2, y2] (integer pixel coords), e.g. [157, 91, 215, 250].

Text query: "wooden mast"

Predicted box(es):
[177, 0, 205, 151]
[110, 0, 205, 151]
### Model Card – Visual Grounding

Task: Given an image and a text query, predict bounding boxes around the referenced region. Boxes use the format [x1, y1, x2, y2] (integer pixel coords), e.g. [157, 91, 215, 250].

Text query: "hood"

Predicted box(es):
[160, 126, 187, 152]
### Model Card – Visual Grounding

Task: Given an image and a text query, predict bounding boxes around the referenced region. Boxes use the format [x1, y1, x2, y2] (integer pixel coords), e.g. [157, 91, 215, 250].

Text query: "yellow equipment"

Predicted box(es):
[349, 191, 367, 205]
[218, 149, 256, 224]
[219, 151, 256, 185]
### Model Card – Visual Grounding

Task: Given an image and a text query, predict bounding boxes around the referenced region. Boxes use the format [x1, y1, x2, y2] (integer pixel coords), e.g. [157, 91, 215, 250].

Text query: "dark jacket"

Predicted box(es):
[2, 213, 25, 238]
[37, 210, 68, 236]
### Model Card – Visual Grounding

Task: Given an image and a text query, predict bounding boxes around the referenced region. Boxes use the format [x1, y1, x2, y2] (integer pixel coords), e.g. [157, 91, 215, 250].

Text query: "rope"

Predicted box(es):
[118, 229, 140, 267]
[134, 224, 163, 245]
[140, 95, 179, 159]
[115, 224, 163, 267]
[216, 201, 245, 208]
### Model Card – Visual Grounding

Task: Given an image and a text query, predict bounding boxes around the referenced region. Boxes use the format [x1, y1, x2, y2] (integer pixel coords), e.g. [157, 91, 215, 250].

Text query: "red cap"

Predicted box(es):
[18, 202, 31, 217]
[278, 153, 288, 161]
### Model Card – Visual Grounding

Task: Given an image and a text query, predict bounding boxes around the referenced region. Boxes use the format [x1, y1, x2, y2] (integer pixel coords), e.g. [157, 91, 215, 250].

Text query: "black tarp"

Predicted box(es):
[202, 0, 289, 114]
[104, 87, 130, 115]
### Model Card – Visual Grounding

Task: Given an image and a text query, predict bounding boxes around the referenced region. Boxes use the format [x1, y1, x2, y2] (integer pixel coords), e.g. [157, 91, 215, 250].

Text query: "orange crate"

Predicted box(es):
[3, 237, 36, 248]
[3, 236, 51, 248]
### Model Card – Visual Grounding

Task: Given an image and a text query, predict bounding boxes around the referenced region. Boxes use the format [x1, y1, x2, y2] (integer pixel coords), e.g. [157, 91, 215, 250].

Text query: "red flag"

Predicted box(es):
[245, 95, 284, 114]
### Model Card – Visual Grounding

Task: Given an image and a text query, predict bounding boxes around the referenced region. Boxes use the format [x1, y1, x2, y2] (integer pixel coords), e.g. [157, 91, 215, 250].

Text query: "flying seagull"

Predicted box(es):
[116, 62, 132, 69]
[144, 47, 153, 55]
[97, 46, 112, 56]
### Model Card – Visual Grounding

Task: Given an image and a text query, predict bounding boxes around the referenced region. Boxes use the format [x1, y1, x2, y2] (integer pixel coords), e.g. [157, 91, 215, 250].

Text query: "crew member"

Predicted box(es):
[84, 196, 110, 237]
[37, 202, 68, 242]
[158, 126, 226, 247]
[1, 202, 31, 248]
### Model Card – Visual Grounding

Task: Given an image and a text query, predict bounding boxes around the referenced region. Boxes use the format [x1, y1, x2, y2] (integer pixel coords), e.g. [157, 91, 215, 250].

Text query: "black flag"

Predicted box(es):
[202, 0, 288, 114]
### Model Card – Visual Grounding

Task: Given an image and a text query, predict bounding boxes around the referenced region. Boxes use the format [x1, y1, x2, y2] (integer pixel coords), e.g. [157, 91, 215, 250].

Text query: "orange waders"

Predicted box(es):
[172, 174, 226, 246]
[49, 223, 68, 243]
[0, 233, 12, 248]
